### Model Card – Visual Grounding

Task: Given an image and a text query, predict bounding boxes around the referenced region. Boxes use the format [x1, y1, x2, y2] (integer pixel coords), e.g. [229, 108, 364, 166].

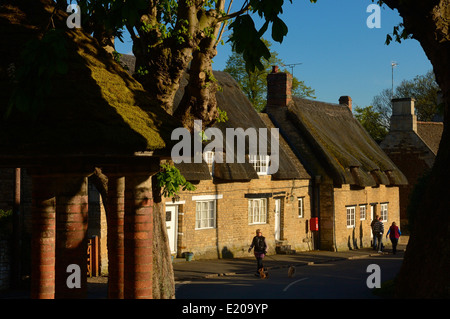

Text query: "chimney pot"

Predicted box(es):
[339, 96, 352, 112]
[272, 65, 279, 73]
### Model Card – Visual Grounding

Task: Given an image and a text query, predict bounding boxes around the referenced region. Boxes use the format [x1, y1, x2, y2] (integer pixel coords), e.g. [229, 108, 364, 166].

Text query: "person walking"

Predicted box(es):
[386, 221, 401, 254]
[371, 215, 379, 250]
[373, 217, 384, 253]
[248, 229, 268, 276]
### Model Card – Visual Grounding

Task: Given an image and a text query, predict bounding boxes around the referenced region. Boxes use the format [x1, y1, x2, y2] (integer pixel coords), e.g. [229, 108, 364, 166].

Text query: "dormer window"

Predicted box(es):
[203, 151, 215, 175]
[249, 154, 270, 175]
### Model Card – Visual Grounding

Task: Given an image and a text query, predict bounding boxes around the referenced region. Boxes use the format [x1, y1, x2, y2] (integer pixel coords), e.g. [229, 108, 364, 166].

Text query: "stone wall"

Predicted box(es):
[320, 183, 400, 251]
[170, 176, 312, 259]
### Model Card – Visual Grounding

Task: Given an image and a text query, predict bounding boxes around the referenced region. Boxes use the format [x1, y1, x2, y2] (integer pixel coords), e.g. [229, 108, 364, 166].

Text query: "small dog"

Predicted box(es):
[258, 267, 269, 279]
[287, 265, 296, 278]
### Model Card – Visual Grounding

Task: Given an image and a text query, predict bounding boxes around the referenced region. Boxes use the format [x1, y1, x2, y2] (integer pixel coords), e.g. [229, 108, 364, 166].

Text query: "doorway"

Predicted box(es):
[274, 199, 281, 241]
[165, 205, 178, 254]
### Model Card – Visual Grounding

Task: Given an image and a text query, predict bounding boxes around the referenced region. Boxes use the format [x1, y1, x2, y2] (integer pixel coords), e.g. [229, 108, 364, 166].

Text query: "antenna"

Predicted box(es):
[281, 63, 302, 77]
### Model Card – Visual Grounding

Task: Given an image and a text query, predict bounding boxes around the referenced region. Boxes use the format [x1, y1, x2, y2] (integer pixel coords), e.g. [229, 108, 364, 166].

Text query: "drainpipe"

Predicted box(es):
[331, 186, 337, 252]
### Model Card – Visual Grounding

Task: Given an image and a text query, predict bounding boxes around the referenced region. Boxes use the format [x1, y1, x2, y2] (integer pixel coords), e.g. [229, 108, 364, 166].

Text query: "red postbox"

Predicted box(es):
[310, 217, 319, 232]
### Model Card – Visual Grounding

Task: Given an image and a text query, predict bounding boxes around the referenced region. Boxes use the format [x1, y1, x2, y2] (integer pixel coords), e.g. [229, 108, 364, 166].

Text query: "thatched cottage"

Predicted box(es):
[264, 67, 408, 251]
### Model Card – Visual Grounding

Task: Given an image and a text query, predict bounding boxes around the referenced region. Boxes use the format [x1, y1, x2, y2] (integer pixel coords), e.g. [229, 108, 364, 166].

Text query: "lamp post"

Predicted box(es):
[391, 61, 398, 98]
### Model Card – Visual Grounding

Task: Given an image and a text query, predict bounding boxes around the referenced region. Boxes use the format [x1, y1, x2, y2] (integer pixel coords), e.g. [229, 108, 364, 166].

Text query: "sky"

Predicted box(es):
[114, 0, 433, 110]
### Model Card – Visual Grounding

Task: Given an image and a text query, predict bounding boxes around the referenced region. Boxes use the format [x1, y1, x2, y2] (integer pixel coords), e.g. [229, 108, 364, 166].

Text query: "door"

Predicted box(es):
[165, 205, 177, 254]
[370, 205, 375, 238]
[274, 199, 281, 241]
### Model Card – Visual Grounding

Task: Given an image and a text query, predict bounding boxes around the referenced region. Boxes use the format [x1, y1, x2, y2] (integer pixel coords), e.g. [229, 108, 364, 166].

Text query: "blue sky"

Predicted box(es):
[115, 0, 433, 109]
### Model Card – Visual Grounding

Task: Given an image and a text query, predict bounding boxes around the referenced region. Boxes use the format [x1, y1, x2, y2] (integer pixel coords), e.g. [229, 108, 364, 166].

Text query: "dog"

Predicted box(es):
[258, 267, 269, 279]
[287, 265, 296, 278]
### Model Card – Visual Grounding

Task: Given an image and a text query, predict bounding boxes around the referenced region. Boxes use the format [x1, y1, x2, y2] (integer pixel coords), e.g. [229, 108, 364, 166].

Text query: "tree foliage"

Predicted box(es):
[62, 0, 297, 130]
[371, 70, 441, 130]
[224, 39, 315, 112]
[354, 105, 388, 143]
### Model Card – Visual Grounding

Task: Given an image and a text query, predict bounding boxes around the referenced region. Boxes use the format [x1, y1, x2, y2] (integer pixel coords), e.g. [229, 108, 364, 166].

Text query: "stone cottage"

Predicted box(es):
[169, 71, 313, 259]
[380, 97, 443, 231]
[264, 67, 408, 251]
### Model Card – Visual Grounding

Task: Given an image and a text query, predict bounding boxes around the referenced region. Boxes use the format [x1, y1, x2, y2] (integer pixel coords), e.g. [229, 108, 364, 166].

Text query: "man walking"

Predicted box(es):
[373, 217, 384, 253]
[371, 215, 379, 250]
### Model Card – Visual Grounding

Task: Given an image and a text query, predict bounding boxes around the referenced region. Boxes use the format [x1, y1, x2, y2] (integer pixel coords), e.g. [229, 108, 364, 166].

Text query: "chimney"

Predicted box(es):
[390, 98, 417, 132]
[339, 96, 352, 112]
[267, 65, 292, 108]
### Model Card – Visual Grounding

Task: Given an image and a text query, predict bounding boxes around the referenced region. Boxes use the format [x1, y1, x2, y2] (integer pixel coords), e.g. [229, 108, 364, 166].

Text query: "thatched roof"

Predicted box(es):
[0, 1, 180, 165]
[283, 97, 408, 187]
[416, 121, 443, 155]
[172, 71, 310, 182]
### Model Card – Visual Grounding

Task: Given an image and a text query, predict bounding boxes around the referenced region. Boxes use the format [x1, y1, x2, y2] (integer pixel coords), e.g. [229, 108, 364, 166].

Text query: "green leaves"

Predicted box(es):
[228, 0, 292, 73]
[385, 23, 411, 45]
[156, 163, 196, 199]
[228, 15, 271, 72]
[272, 16, 288, 43]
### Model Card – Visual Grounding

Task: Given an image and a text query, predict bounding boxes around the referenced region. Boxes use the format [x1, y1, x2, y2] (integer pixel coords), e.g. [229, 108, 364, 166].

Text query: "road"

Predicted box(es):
[175, 254, 403, 299]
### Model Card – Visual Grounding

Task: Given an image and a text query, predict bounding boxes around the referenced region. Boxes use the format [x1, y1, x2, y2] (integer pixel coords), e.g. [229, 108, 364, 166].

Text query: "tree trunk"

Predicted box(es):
[173, 41, 220, 130]
[381, 0, 450, 298]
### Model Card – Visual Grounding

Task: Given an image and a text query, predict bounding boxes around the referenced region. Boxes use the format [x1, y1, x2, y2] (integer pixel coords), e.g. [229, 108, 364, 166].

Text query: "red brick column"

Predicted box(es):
[30, 174, 56, 299]
[55, 176, 89, 299]
[123, 173, 153, 299]
[106, 175, 125, 299]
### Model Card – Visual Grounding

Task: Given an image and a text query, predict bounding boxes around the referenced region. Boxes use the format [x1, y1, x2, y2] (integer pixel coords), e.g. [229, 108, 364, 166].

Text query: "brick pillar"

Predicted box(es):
[107, 175, 125, 299]
[55, 175, 89, 299]
[30, 174, 56, 299]
[123, 173, 153, 299]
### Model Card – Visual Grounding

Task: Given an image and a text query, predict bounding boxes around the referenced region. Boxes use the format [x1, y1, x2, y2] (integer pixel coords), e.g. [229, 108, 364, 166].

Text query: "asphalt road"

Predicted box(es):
[175, 253, 403, 299]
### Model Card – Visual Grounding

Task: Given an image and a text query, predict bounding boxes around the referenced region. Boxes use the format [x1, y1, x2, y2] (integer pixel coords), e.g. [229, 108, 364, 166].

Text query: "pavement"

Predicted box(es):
[172, 241, 407, 281]
[0, 238, 408, 299]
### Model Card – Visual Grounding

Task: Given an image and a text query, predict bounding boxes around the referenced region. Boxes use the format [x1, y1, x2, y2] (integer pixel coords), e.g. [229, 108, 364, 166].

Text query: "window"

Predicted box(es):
[380, 203, 388, 222]
[248, 198, 267, 224]
[346, 206, 356, 228]
[360, 205, 366, 220]
[195, 200, 216, 229]
[249, 154, 270, 175]
[203, 151, 215, 175]
[298, 197, 304, 218]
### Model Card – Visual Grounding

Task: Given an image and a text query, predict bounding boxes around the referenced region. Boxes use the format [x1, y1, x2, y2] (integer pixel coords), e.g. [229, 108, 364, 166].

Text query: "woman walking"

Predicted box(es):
[386, 222, 401, 254]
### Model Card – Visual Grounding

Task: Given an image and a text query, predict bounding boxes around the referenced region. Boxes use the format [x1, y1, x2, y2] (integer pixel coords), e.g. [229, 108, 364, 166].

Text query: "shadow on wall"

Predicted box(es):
[221, 246, 234, 259]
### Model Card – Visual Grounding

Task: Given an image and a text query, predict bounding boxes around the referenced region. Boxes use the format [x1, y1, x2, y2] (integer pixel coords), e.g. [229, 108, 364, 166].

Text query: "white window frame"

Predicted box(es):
[203, 151, 215, 175]
[360, 205, 366, 220]
[248, 198, 267, 225]
[346, 206, 356, 228]
[298, 197, 304, 218]
[195, 200, 216, 230]
[380, 203, 388, 222]
[249, 154, 270, 175]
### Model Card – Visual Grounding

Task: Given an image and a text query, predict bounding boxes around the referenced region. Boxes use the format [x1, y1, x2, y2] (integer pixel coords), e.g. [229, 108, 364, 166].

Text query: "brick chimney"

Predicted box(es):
[339, 96, 352, 112]
[390, 97, 417, 132]
[267, 66, 292, 108]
